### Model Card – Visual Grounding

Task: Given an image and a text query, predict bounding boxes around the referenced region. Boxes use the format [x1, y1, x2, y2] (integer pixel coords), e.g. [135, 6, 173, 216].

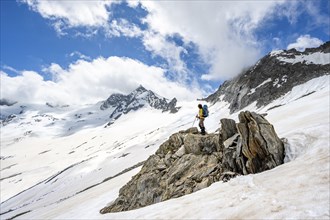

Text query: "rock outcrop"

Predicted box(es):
[220, 111, 284, 175]
[100, 111, 284, 214]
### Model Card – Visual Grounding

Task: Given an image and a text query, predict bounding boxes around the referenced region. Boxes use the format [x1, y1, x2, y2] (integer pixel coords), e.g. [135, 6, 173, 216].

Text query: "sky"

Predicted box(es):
[0, 0, 329, 105]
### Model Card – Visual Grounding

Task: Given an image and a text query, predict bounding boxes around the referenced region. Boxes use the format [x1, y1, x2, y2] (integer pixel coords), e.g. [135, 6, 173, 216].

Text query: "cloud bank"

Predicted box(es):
[20, 1, 329, 80]
[287, 35, 324, 52]
[139, 1, 285, 80]
[20, 0, 294, 81]
[1, 57, 202, 105]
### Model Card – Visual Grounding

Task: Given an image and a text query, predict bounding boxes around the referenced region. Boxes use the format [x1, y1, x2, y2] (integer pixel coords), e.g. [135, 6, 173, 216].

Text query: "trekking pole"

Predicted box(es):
[192, 117, 197, 127]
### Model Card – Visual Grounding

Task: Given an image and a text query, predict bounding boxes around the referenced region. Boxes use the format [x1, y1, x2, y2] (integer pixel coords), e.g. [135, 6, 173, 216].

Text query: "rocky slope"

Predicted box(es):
[100, 85, 179, 120]
[100, 111, 284, 213]
[205, 41, 330, 113]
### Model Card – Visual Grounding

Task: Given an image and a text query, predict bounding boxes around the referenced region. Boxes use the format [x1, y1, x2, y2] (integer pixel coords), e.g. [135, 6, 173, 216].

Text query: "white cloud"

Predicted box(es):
[106, 19, 143, 38]
[21, 0, 294, 82]
[275, 1, 301, 25]
[304, 1, 330, 29]
[20, 0, 326, 83]
[2, 65, 20, 74]
[1, 70, 59, 104]
[1, 57, 202, 105]
[138, 1, 288, 80]
[142, 31, 189, 82]
[20, 1, 144, 39]
[68, 51, 91, 61]
[21, 0, 115, 32]
[276, 1, 330, 32]
[287, 35, 324, 52]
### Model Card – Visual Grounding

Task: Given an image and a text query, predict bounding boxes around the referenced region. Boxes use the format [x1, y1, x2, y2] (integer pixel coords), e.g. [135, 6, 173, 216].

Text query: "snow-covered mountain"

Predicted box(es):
[100, 85, 179, 125]
[206, 41, 330, 113]
[0, 43, 329, 219]
[0, 85, 179, 138]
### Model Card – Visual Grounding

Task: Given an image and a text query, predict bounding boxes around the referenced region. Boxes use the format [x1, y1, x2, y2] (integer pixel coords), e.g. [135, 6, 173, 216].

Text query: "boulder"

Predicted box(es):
[219, 118, 237, 142]
[236, 111, 284, 173]
[155, 133, 184, 157]
[180, 127, 199, 134]
[220, 111, 284, 175]
[184, 134, 220, 155]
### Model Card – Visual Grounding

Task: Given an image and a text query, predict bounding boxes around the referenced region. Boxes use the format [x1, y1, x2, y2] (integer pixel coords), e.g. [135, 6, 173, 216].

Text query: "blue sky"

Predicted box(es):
[1, 0, 329, 105]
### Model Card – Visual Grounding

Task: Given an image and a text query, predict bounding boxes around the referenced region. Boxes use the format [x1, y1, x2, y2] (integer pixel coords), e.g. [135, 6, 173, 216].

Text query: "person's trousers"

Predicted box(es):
[199, 118, 205, 134]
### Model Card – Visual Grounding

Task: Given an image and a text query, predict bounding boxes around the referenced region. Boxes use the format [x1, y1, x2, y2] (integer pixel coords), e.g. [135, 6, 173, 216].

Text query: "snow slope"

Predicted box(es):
[269, 50, 330, 65]
[1, 75, 329, 219]
[277, 52, 330, 65]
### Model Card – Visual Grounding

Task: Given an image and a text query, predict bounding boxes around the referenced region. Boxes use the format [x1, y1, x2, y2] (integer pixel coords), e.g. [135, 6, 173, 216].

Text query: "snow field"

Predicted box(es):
[1, 75, 329, 219]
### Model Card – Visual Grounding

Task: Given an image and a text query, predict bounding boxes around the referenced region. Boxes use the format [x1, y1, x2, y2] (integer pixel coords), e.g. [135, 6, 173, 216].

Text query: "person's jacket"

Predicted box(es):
[198, 108, 204, 119]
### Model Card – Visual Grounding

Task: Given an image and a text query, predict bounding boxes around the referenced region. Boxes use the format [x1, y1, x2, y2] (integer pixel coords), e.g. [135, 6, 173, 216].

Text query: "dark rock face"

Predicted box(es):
[0, 99, 17, 106]
[100, 86, 179, 120]
[221, 111, 284, 175]
[219, 118, 237, 141]
[0, 105, 26, 125]
[163, 98, 180, 113]
[100, 111, 284, 214]
[205, 41, 330, 113]
[0, 114, 17, 126]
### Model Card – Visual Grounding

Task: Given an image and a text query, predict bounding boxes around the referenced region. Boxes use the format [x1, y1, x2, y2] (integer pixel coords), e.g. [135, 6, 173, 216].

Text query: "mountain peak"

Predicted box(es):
[129, 85, 151, 98]
[270, 41, 330, 58]
[100, 86, 180, 125]
[135, 85, 147, 92]
[205, 41, 330, 113]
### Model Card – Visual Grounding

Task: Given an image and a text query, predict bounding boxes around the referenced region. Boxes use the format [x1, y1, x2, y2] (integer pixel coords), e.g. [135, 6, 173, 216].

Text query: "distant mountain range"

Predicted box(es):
[99, 85, 179, 127]
[100, 85, 179, 118]
[0, 85, 180, 134]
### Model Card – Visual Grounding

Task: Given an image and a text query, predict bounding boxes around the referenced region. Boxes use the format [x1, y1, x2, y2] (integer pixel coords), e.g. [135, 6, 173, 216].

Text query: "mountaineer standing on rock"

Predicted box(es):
[196, 104, 208, 135]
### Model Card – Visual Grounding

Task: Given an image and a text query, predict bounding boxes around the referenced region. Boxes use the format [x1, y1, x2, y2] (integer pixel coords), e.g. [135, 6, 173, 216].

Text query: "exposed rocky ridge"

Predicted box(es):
[0, 98, 17, 106]
[205, 41, 330, 113]
[100, 85, 180, 120]
[100, 111, 284, 214]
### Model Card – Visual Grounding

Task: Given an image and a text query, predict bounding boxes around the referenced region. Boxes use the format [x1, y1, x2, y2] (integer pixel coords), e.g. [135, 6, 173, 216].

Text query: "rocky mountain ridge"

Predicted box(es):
[205, 41, 330, 113]
[0, 85, 179, 134]
[0, 98, 17, 107]
[100, 111, 285, 213]
[100, 85, 179, 119]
